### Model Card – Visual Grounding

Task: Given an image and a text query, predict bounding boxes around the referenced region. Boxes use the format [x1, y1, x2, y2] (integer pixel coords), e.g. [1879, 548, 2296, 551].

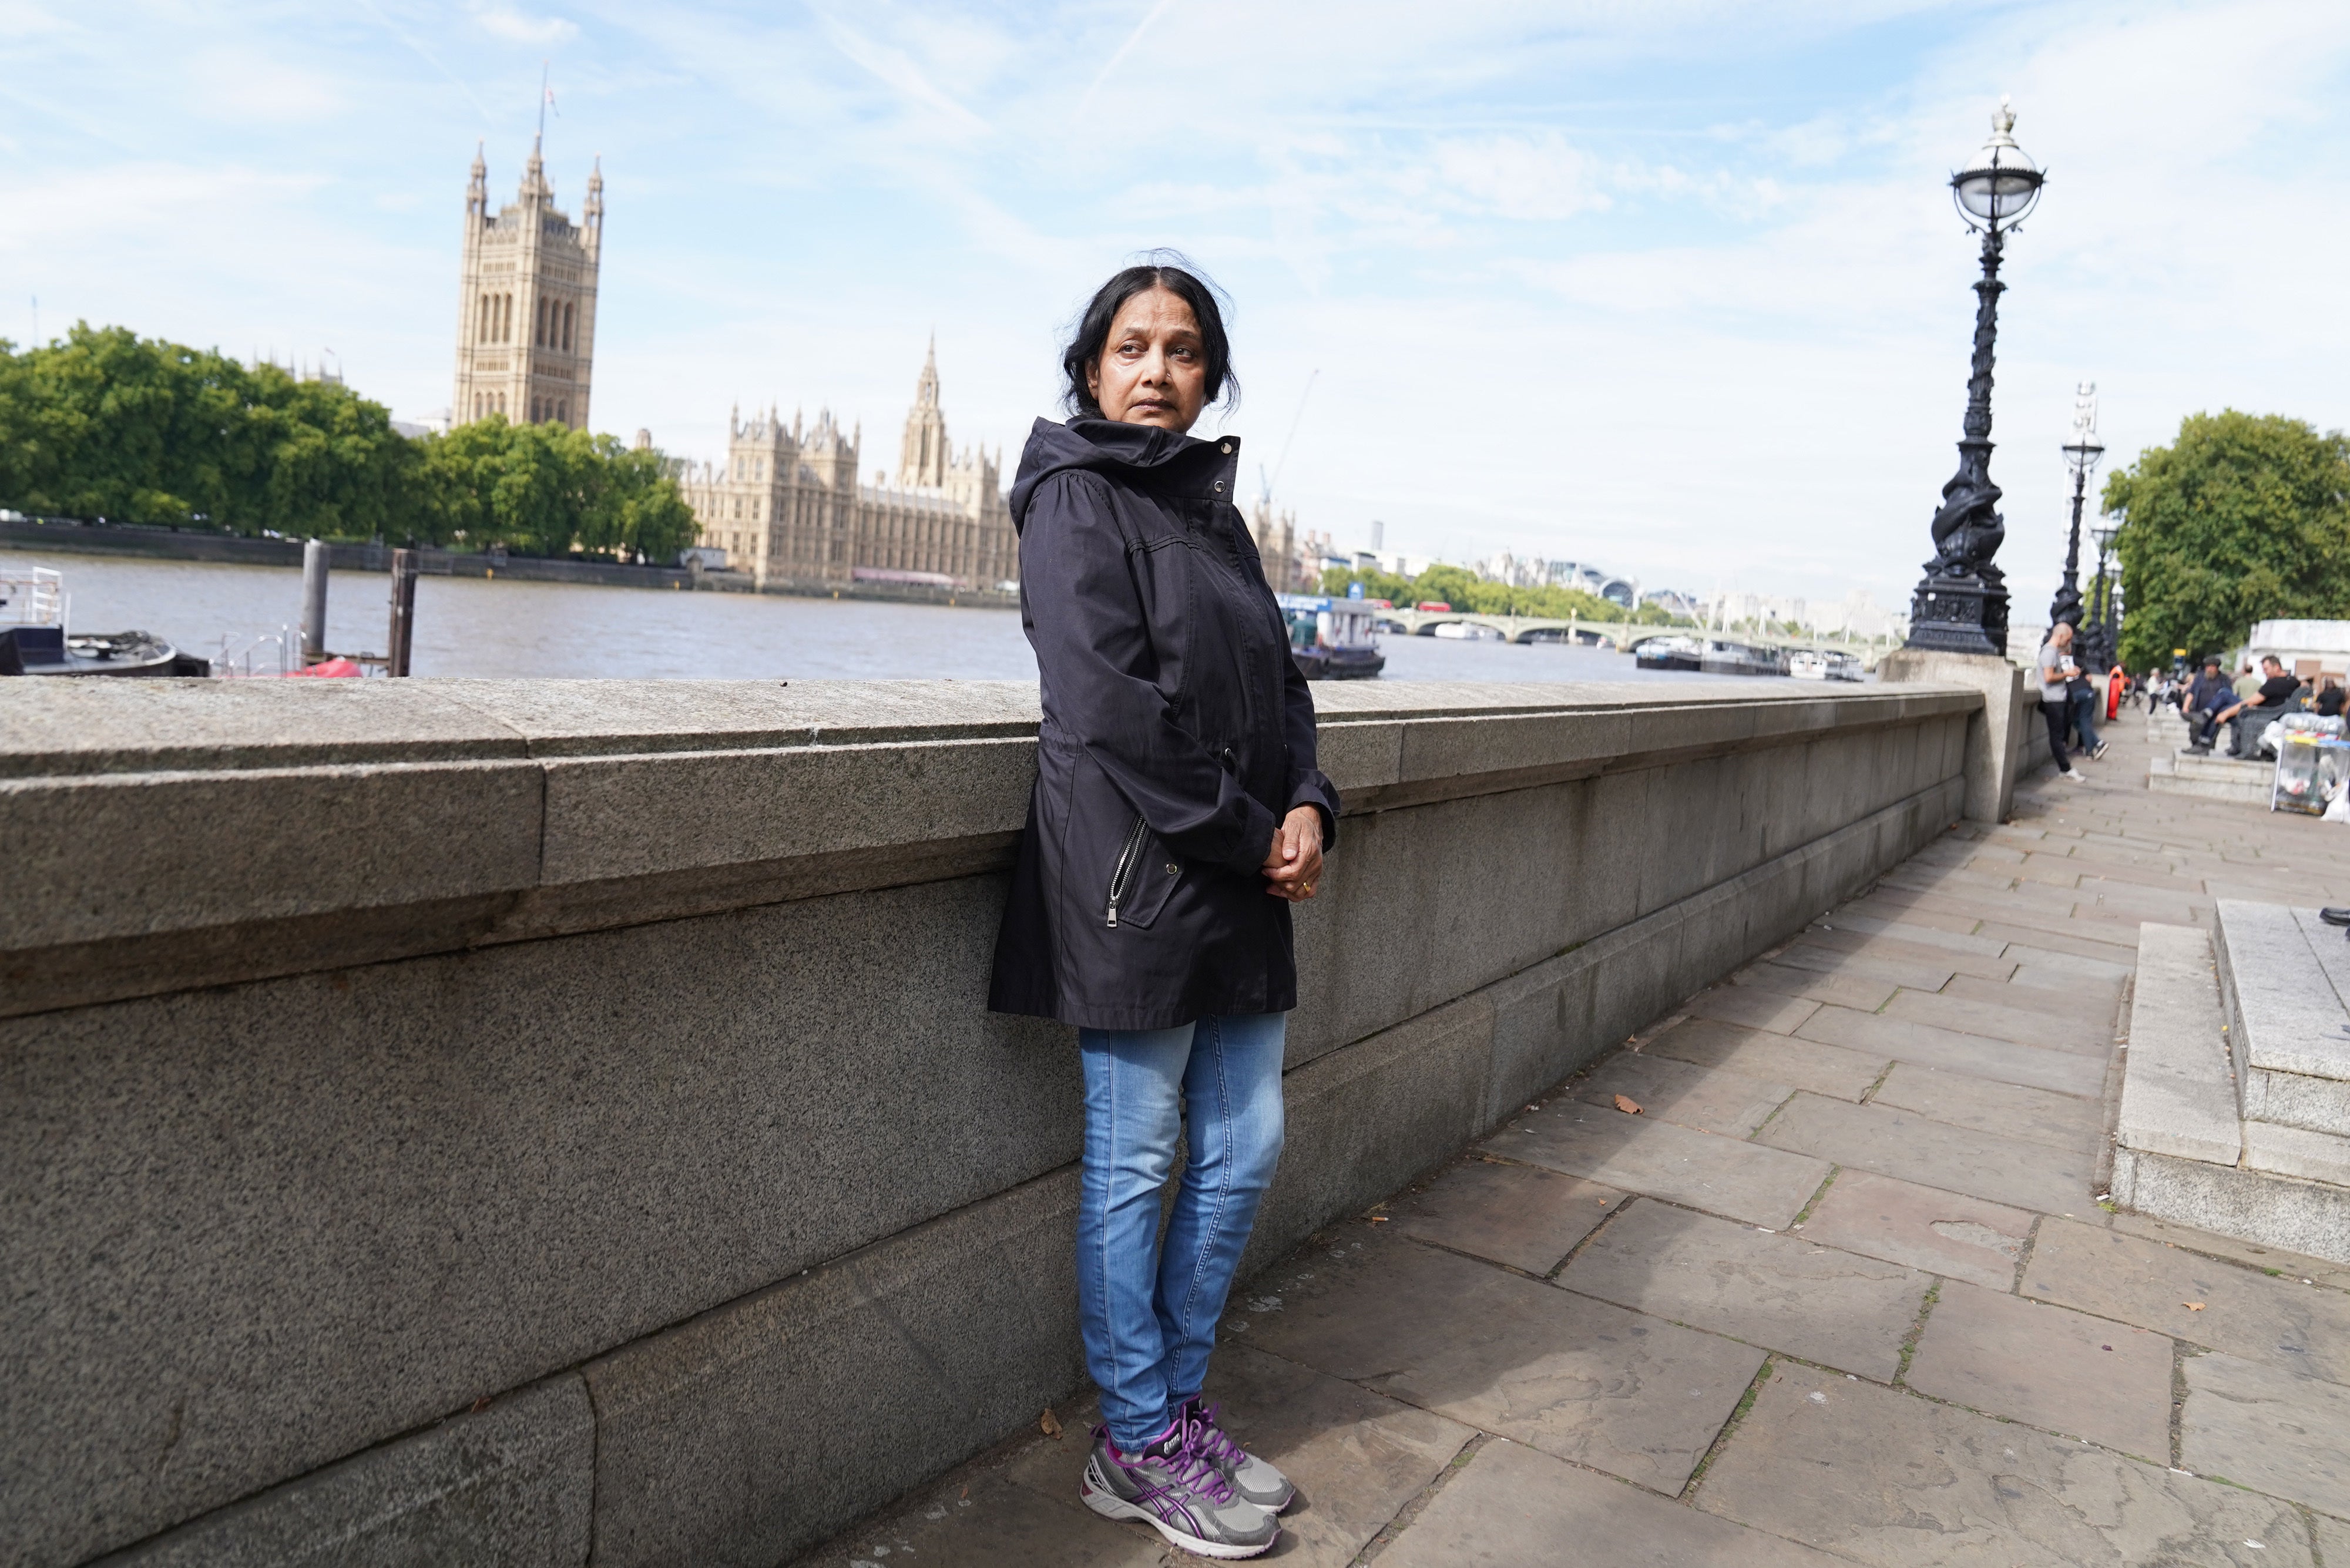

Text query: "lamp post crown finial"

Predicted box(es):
[1993, 96, 2017, 139]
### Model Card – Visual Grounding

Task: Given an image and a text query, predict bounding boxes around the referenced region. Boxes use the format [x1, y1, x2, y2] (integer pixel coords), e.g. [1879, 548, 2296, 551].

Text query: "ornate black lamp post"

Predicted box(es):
[1904, 99, 2046, 657]
[2089, 519, 2121, 670]
[2050, 381, 2104, 642]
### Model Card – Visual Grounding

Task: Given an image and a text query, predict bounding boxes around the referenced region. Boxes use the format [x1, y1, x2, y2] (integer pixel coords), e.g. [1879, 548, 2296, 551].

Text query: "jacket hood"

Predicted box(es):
[1008, 418, 1242, 533]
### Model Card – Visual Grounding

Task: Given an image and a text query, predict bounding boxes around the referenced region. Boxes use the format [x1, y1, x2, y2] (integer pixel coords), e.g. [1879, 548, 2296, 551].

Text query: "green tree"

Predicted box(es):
[0, 323, 422, 538]
[2104, 410, 2350, 668]
[413, 415, 698, 561]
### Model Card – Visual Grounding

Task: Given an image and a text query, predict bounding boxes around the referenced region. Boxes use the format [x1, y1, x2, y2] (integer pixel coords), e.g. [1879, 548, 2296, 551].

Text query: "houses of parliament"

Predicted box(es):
[451, 146, 1302, 593]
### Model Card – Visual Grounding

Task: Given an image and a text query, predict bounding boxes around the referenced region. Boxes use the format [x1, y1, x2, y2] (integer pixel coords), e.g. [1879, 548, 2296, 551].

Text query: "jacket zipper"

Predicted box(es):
[1105, 814, 1149, 928]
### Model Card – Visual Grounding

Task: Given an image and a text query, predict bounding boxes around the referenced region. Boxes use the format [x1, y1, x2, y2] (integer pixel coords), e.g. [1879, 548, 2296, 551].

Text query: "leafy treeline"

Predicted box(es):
[2104, 410, 2350, 669]
[1317, 561, 1685, 624]
[0, 324, 697, 561]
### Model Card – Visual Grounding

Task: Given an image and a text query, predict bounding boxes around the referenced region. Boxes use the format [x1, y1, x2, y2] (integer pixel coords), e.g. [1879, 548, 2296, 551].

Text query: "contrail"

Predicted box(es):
[1073, 0, 1181, 122]
[352, 0, 496, 125]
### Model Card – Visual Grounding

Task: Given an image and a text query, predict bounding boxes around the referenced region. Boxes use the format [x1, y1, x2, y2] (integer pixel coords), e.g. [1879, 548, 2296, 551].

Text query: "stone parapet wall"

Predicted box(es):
[1, 677, 1977, 1567]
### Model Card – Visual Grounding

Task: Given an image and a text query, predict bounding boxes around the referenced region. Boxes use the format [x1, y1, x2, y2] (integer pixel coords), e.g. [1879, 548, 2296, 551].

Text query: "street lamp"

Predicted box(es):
[2050, 381, 2104, 643]
[2090, 519, 2121, 670]
[1904, 98, 2046, 658]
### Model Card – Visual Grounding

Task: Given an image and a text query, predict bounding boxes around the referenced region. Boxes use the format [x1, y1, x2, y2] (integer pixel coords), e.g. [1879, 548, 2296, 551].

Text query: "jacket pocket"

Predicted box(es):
[1104, 812, 1183, 929]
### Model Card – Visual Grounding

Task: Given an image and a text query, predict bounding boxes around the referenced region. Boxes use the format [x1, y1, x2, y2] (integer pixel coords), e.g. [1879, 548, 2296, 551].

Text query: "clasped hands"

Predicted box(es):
[1260, 805, 1325, 902]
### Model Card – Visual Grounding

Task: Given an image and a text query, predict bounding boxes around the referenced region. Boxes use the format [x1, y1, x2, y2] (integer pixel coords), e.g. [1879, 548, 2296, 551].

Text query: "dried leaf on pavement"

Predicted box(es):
[1613, 1095, 1643, 1115]
[1040, 1408, 1062, 1438]
[2182, 1301, 2207, 1311]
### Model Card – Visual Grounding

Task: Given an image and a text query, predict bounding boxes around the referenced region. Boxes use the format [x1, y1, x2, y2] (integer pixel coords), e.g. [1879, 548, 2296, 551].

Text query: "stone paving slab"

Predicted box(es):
[1237, 1232, 1764, 1495]
[1882, 988, 2110, 1054]
[1390, 1159, 1623, 1275]
[1812, 911, 2009, 956]
[1557, 1200, 1927, 1379]
[1572, 1052, 1792, 1139]
[1791, 926, 2017, 979]
[1903, 1280, 2174, 1459]
[2107, 1211, 2350, 1294]
[2318, 1512, 2350, 1563]
[1697, 1365, 2314, 1567]
[1376, 1438, 1843, 1568]
[1979, 920, 2141, 964]
[1764, 944, 1956, 993]
[1730, 959, 1896, 1013]
[1868, 1061, 2101, 1153]
[1680, 985, 1818, 1035]
[999, 1344, 1474, 1568]
[1942, 969, 2121, 1028]
[1492, 1102, 1830, 1229]
[1797, 1005, 2106, 1096]
[2022, 1218, 2350, 1385]
[1754, 1092, 2097, 1216]
[2180, 1350, 2350, 1520]
[1643, 1020, 1886, 1101]
[2010, 955, 2131, 989]
[1794, 1169, 2032, 1291]
[800, 1473, 1157, 1568]
[1838, 895, 1992, 936]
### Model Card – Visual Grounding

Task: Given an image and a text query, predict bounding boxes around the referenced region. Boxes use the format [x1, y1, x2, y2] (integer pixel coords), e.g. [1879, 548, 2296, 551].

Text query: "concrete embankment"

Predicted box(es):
[1, 677, 1976, 1567]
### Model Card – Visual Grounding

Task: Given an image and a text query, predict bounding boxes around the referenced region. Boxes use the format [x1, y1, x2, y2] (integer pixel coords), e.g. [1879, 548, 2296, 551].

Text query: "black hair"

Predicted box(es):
[1061, 251, 1237, 420]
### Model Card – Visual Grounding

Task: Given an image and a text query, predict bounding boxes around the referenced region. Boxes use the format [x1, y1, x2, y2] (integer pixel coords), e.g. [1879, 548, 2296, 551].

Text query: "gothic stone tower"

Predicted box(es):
[452, 139, 602, 428]
[898, 335, 949, 487]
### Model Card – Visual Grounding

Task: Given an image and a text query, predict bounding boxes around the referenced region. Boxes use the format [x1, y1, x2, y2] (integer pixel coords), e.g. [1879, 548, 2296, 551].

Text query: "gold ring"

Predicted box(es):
[1302, 884, 1315, 895]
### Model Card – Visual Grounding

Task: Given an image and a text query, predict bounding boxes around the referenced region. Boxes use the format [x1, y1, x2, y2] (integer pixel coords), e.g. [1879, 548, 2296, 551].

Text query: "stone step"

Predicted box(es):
[2176, 752, 2274, 783]
[2110, 921, 2350, 1265]
[2148, 750, 2272, 805]
[2244, 1120, 2350, 1186]
[2218, 901, 2350, 1138]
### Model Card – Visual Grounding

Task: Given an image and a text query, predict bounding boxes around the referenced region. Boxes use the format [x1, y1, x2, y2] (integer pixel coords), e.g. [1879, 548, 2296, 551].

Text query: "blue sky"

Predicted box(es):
[4, 1, 2346, 615]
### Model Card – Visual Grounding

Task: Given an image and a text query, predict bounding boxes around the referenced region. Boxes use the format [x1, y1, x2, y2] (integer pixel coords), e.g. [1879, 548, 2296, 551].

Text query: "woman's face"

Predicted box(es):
[1088, 287, 1208, 433]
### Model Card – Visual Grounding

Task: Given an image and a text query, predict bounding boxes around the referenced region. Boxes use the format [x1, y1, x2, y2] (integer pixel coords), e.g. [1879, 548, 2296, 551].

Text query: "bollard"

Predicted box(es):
[300, 540, 330, 665]
[388, 549, 419, 677]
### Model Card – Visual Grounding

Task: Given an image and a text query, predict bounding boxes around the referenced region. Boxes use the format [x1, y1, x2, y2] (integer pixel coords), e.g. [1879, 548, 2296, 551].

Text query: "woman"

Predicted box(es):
[989, 260, 1336, 1560]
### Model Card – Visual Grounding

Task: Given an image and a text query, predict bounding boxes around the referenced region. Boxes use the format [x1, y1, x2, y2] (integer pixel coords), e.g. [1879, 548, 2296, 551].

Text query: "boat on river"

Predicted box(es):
[1279, 594, 1385, 680]
[1789, 649, 1865, 682]
[0, 566, 209, 677]
[1632, 633, 1703, 671]
[1698, 639, 1789, 676]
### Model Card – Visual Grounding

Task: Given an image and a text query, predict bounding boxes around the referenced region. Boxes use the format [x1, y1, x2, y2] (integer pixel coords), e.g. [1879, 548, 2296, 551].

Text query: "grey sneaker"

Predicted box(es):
[1079, 1423, 1278, 1559]
[1180, 1397, 1294, 1511]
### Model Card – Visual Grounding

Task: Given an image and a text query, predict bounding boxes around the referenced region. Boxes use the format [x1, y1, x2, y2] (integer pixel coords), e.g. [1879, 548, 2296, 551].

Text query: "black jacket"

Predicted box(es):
[987, 418, 1340, 1031]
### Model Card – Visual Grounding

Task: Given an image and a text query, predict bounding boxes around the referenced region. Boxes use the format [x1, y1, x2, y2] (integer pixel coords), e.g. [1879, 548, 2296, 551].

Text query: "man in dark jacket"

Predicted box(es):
[2184, 656, 2235, 752]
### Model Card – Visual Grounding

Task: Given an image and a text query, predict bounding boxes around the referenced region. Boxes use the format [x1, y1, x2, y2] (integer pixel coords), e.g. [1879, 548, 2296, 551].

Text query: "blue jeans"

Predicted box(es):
[2069, 685, 2101, 751]
[1077, 1013, 1287, 1453]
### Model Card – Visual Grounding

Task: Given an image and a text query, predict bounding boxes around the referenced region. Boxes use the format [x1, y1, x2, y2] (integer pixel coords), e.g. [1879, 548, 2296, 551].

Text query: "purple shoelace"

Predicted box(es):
[1180, 1399, 1249, 1473]
[1119, 1422, 1238, 1509]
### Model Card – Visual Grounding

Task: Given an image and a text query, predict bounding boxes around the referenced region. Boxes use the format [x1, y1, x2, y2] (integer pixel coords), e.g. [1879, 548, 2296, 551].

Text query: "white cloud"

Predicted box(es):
[471, 4, 578, 45]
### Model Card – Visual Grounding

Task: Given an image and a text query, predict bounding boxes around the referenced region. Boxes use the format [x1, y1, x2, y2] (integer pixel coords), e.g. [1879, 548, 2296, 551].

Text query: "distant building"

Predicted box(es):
[2247, 619, 2350, 682]
[676, 341, 1017, 590]
[1247, 502, 1313, 593]
[452, 139, 602, 429]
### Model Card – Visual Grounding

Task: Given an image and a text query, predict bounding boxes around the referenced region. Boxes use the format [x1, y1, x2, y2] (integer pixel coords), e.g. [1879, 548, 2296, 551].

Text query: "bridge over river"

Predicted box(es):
[1379, 606, 1888, 663]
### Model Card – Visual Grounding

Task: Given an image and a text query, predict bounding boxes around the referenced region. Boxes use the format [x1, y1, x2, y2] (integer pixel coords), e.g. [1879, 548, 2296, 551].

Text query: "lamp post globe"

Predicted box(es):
[1902, 98, 2047, 658]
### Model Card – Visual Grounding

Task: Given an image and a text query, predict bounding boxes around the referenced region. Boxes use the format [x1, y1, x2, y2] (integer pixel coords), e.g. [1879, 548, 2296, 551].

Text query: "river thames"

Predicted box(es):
[8, 552, 1802, 684]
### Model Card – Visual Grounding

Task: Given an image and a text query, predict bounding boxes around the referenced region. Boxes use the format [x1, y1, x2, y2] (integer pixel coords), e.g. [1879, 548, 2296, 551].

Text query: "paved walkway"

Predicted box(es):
[806, 710, 2350, 1567]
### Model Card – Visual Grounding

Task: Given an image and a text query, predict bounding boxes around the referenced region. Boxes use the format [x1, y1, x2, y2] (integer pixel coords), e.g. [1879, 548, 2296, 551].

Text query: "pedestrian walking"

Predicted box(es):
[988, 258, 1337, 1560]
[2039, 623, 2086, 781]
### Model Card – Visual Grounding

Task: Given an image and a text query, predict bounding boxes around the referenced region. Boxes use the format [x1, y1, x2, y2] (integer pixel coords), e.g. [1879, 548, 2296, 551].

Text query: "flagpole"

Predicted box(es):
[537, 60, 548, 140]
